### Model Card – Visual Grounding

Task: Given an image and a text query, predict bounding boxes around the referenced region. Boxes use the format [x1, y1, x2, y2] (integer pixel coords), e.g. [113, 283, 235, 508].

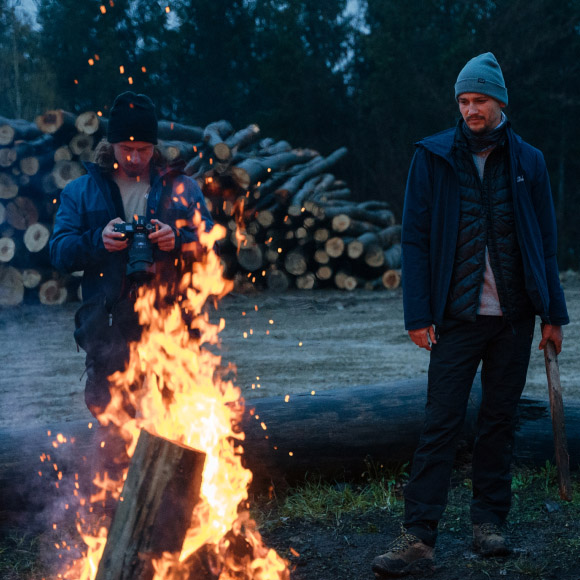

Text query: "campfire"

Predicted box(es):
[58, 212, 289, 579]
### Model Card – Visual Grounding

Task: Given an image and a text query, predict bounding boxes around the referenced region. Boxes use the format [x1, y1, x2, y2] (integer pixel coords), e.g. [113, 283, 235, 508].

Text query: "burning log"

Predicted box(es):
[96, 429, 205, 580]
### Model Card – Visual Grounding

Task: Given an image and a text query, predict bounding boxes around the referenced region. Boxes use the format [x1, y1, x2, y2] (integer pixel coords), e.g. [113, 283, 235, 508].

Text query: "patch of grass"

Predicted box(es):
[0, 532, 48, 580]
[277, 461, 408, 524]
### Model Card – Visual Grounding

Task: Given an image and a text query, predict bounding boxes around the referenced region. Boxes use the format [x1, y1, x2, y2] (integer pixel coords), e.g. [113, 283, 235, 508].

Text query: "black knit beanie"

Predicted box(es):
[107, 91, 158, 144]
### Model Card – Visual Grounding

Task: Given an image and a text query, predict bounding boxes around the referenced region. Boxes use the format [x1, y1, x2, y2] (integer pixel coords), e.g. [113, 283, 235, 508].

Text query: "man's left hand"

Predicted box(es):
[149, 219, 176, 251]
[539, 324, 563, 355]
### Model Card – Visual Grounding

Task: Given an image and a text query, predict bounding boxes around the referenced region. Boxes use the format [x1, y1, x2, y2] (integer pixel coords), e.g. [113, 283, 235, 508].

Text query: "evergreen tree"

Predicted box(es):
[0, 0, 57, 118]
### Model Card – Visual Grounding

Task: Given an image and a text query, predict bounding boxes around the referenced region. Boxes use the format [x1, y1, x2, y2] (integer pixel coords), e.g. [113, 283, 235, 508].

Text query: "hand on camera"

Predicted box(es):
[148, 219, 175, 251]
[102, 218, 129, 252]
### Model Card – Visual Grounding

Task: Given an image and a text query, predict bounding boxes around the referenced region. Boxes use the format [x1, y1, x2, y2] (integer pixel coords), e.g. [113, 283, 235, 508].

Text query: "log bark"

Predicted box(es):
[275, 147, 348, 202]
[225, 123, 261, 151]
[157, 120, 204, 143]
[384, 243, 402, 270]
[96, 429, 205, 580]
[232, 149, 319, 190]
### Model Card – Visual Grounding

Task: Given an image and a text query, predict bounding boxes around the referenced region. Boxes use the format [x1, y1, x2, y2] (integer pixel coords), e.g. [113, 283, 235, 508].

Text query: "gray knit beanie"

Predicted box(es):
[454, 52, 508, 105]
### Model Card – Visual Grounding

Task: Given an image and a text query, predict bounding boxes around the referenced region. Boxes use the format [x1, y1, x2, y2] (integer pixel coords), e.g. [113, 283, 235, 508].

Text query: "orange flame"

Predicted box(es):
[62, 208, 288, 578]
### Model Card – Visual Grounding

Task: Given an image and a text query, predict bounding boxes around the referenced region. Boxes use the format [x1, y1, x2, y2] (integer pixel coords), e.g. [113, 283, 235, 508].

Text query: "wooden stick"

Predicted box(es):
[544, 340, 572, 501]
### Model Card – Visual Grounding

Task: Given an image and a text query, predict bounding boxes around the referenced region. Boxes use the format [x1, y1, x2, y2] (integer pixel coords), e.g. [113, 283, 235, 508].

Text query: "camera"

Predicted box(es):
[113, 215, 156, 280]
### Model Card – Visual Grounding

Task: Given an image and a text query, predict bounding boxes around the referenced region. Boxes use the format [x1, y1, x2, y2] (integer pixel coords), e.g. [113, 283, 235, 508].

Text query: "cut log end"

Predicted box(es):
[24, 223, 50, 253]
[39, 280, 67, 305]
[0, 266, 24, 306]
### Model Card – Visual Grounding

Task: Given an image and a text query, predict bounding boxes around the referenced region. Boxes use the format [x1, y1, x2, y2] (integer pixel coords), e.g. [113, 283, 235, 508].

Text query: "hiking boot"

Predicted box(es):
[372, 530, 435, 578]
[472, 522, 510, 557]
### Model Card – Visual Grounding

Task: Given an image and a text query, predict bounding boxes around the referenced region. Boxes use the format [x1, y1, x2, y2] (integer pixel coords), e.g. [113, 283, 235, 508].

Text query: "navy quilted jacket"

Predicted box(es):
[50, 162, 214, 304]
[401, 124, 569, 330]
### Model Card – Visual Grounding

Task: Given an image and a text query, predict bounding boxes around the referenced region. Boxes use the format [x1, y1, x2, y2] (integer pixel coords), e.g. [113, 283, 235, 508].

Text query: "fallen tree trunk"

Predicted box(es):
[3, 375, 580, 533]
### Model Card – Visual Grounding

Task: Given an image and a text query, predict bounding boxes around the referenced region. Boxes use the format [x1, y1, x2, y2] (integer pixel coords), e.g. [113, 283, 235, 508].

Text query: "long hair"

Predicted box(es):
[94, 139, 167, 174]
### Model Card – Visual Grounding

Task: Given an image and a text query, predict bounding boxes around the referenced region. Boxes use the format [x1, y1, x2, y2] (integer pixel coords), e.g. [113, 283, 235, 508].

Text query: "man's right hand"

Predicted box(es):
[408, 326, 437, 351]
[102, 218, 129, 252]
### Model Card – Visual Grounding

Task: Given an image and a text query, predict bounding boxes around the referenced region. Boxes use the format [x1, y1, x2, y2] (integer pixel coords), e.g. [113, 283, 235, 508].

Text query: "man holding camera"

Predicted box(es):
[50, 91, 214, 418]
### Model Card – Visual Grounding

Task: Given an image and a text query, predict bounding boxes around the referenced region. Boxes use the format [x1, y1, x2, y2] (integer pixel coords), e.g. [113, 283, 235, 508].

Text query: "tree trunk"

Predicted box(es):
[3, 376, 580, 529]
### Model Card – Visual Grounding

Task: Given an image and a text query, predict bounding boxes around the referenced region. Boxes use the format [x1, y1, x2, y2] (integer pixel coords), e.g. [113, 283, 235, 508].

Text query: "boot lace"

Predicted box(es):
[388, 527, 422, 554]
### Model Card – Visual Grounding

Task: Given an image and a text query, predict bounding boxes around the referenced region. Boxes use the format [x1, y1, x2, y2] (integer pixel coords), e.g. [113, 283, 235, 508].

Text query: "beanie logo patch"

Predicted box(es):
[478, 78, 486, 83]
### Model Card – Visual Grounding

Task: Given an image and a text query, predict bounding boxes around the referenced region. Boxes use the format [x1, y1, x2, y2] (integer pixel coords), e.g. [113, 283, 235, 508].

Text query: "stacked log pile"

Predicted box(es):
[0, 110, 402, 306]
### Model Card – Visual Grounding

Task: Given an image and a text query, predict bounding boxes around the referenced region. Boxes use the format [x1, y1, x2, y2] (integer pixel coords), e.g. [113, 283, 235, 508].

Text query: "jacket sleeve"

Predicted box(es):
[49, 180, 109, 273]
[402, 148, 434, 330]
[529, 151, 569, 325]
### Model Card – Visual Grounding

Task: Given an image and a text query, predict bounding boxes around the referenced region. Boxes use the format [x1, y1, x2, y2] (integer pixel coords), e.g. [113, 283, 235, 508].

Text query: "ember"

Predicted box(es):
[59, 211, 289, 579]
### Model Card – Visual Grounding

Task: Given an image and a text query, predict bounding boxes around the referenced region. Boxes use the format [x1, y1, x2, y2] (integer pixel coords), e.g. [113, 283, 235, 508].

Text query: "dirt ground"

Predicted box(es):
[1, 272, 580, 579]
[2, 271, 580, 431]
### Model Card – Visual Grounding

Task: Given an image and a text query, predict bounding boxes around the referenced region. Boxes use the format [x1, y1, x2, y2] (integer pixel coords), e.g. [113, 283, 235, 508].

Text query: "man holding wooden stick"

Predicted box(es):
[372, 53, 569, 578]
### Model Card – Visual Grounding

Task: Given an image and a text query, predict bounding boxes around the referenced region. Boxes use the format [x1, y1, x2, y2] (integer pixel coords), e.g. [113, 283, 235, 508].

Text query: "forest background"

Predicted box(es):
[1, 0, 579, 270]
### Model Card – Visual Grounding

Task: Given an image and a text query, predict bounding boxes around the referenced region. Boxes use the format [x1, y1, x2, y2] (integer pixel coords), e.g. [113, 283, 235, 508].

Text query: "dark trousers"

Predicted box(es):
[404, 315, 535, 546]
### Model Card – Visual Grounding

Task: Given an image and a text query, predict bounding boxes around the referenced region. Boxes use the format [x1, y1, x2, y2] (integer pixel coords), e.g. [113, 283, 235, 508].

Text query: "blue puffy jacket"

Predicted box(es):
[50, 162, 214, 304]
[401, 124, 569, 330]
